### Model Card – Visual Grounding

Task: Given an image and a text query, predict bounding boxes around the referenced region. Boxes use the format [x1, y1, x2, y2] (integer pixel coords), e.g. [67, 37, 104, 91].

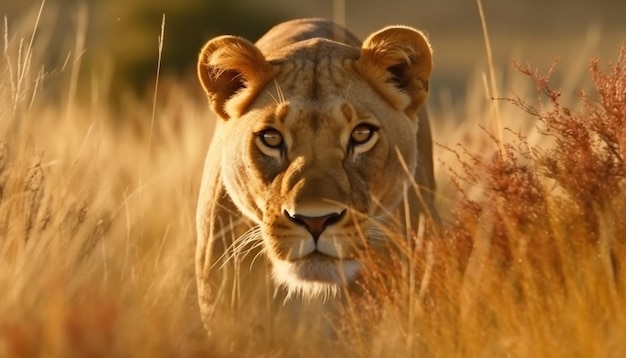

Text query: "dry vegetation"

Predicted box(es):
[1, 8, 626, 358]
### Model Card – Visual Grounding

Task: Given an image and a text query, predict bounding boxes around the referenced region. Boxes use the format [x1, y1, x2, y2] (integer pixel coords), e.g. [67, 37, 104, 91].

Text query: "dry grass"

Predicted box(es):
[1, 13, 214, 356]
[1, 9, 626, 358]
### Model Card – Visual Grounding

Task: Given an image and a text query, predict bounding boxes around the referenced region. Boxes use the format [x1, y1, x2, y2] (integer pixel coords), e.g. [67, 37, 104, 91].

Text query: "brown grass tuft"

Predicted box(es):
[337, 45, 626, 357]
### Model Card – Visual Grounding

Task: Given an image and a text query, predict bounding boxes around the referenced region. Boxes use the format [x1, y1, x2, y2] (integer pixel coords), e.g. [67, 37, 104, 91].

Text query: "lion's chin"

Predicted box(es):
[271, 254, 361, 301]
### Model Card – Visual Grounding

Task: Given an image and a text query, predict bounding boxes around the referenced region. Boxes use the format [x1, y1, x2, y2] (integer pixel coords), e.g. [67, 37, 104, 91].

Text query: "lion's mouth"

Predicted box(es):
[271, 252, 361, 298]
[300, 250, 339, 262]
[291, 252, 346, 281]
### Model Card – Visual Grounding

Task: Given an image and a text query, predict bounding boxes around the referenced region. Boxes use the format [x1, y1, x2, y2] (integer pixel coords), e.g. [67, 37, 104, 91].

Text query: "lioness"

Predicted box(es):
[196, 18, 436, 326]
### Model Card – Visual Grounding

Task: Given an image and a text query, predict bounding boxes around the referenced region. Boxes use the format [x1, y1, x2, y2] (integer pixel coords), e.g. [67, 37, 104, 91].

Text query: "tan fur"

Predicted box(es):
[195, 18, 436, 331]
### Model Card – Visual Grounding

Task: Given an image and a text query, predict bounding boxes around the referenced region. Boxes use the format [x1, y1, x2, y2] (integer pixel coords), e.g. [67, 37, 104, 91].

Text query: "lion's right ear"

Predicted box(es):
[356, 26, 432, 118]
[197, 36, 274, 120]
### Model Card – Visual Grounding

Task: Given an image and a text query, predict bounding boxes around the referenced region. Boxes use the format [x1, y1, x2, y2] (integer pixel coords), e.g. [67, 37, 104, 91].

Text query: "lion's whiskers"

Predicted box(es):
[343, 79, 352, 100]
[219, 225, 264, 269]
[267, 79, 286, 105]
[248, 246, 268, 272]
[364, 227, 389, 248]
[276, 80, 285, 103]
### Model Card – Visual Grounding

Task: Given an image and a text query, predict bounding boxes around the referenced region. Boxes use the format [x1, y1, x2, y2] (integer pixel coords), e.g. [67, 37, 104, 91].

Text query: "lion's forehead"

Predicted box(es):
[268, 40, 363, 101]
[274, 59, 356, 100]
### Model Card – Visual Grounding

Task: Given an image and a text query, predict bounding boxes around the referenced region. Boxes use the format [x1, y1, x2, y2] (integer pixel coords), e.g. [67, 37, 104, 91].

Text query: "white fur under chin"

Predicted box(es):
[272, 258, 361, 301]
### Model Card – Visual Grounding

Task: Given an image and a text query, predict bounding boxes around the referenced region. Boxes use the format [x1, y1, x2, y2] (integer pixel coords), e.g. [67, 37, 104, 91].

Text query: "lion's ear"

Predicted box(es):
[197, 36, 274, 119]
[357, 26, 432, 117]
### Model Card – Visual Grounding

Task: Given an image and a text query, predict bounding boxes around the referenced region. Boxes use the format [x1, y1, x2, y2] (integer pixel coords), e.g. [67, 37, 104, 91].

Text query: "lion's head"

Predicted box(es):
[196, 19, 433, 300]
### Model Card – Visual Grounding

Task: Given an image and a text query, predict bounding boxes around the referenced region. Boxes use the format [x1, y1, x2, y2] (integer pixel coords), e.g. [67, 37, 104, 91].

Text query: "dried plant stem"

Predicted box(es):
[477, 0, 504, 153]
[333, 0, 346, 28]
[64, 3, 87, 124]
[147, 14, 166, 161]
[11, 0, 45, 118]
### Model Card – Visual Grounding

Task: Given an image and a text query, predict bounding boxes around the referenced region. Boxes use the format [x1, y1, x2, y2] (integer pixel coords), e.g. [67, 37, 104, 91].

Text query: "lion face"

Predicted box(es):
[225, 96, 415, 298]
[197, 23, 432, 299]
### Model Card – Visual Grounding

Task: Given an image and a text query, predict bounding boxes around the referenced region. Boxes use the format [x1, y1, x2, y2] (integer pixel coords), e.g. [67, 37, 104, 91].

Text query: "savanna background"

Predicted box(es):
[1, 0, 625, 356]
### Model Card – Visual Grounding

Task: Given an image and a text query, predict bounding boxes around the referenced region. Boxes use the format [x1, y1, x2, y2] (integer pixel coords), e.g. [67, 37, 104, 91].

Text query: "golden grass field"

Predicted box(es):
[1, 4, 626, 357]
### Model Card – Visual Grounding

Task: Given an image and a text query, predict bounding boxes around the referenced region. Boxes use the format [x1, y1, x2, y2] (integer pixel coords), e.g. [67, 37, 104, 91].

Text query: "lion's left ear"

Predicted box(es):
[356, 26, 432, 117]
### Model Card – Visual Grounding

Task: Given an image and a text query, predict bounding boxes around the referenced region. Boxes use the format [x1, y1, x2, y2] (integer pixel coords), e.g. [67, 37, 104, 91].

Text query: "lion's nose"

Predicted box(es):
[285, 210, 346, 242]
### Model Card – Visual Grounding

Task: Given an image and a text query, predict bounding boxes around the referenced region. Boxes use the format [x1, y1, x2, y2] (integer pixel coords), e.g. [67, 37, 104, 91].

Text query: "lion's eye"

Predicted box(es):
[350, 124, 377, 145]
[258, 128, 284, 148]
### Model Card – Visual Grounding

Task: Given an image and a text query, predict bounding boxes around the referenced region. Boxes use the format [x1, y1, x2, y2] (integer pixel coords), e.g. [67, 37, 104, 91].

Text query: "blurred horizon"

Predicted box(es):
[3, 0, 625, 104]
